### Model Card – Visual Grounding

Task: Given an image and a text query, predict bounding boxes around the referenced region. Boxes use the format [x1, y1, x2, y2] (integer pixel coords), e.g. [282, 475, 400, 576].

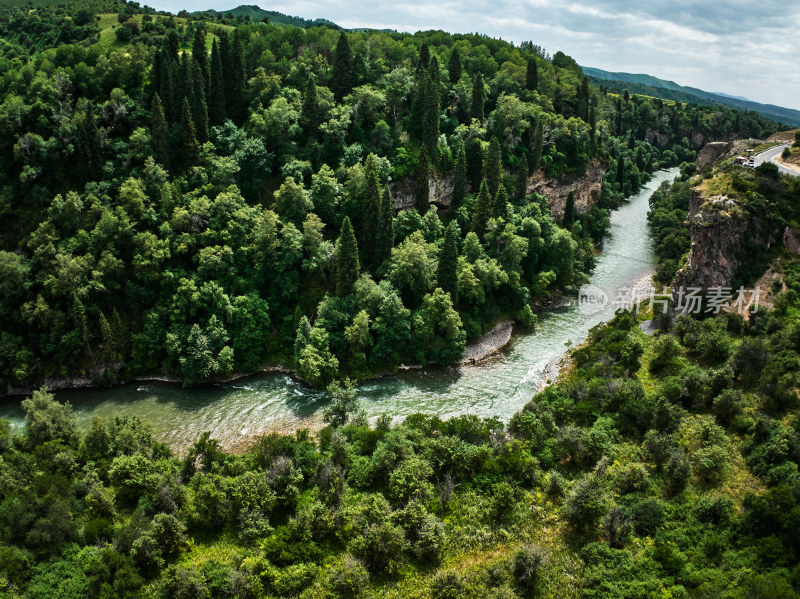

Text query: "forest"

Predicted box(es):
[0, 1, 782, 391]
[1, 1, 799, 598]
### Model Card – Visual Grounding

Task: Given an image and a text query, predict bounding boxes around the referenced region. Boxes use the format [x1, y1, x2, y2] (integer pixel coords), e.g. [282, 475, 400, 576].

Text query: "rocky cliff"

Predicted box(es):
[389, 172, 455, 210]
[696, 142, 733, 171]
[526, 158, 606, 220]
[673, 190, 772, 290]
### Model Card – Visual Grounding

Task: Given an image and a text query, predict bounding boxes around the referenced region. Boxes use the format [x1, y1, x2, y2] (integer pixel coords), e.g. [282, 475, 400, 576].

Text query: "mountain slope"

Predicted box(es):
[583, 66, 800, 127]
[193, 4, 338, 28]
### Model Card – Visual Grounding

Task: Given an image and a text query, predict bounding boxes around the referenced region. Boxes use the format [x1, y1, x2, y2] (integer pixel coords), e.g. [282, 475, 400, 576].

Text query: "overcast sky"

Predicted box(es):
[143, 0, 800, 111]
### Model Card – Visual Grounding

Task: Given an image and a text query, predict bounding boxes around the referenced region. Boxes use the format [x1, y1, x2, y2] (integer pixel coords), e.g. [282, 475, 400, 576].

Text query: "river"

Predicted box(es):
[0, 168, 679, 451]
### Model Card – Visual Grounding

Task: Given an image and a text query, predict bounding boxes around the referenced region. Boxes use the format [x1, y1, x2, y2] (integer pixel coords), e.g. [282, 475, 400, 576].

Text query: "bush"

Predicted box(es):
[512, 544, 548, 594]
[326, 555, 369, 598]
[631, 498, 665, 536]
[564, 475, 610, 531]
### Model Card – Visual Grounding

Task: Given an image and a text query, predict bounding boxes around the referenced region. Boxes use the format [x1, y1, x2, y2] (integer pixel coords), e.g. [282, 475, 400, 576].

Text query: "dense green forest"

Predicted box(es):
[1, 3, 800, 599]
[2, 284, 800, 597]
[0, 1, 782, 391]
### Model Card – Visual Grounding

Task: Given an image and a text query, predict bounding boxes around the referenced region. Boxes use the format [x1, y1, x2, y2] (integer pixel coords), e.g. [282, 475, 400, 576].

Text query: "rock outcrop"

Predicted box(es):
[389, 172, 455, 210]
[526, 158, 606, 220]
[673, 190, 770, 291]
[696, 142, 733, 171]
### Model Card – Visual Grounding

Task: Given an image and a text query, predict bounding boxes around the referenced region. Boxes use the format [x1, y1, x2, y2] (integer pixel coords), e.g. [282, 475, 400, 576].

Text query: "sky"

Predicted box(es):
[143, 0, 800, 111]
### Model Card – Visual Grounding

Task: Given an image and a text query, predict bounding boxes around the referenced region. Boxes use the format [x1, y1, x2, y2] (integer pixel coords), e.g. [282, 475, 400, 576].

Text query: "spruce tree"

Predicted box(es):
[335, 217, 360, 297]
[484, 137, 502, 198]
[563, 191, 575, 228]
[529, 122, 544, 172]
[167, 30, 180, 63]
[452, 142, 468, 212]
[376, 186, 394, 267]
[230, 30, 247, 122]
[471, 73, 485, 121]
[492, 184, 508, 219]
[361, 154, 381, 267]
[294, 315, 312, 365]
[208, 38, 226, 126]
[180, 97, 200, 168]
[438, 221, 459, 303]
[151, 93, 169, 167]
[422, 70, 440, 163]
[192, 27, 208, 91]
[330, 31, 354, 101]
[448, 46, 462, 84]
[301, 80, 320, 139]
[416, 43, 430, 79]
[525, 58, 538, 92]
[514, 155, 529, 203]
[471, 180, 491, 239]
[415, 146, 430, 213]
[191, 60, 209, 142]
[617, 157, 625, 185]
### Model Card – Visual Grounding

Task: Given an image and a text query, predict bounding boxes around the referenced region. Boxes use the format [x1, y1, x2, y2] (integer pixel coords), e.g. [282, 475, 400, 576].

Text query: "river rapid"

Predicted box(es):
[0, 168, 679, 452]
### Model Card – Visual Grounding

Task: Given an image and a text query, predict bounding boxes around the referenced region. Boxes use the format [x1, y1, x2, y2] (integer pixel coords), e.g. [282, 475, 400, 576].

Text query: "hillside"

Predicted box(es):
[583, 66, 800, 127]
[193, 4, 338, 28]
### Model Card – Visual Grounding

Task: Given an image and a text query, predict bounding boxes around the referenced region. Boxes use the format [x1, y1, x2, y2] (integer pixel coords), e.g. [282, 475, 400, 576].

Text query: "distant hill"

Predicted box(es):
[582, 66, 800, 128]
[193, 4, 338, 29]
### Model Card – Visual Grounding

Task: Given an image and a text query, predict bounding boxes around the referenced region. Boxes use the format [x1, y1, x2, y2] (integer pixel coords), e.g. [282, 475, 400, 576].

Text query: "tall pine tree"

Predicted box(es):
[335, 217, 360, 297]
[448, 46, 462, 83]
[471, 73, 485, 121]
[192, 27, 208, 91]
[525, 58, 538, 92]
[452, 142, 468, 212]
[330, 31, 354, 101]
[471, 180, 491, 239]
[529, 122, 544, 173]
[191, 59, 209, 142]
[301, 80, 320, 140]
[438, 221, 459, 303]
[415, 146, 430, 213]
[492, 184, 508, 219]
[180, 97, 200, 168]
[360, 154, 381, 268]
[151, 93, 169, 167]
[208, 38, 226, 126]
[483, 137, 502, 198]
[514, 154, 529, 203]
[229, 30, 247, 122]
[563, 191, 575, 228]
[376, 186, 394, 267]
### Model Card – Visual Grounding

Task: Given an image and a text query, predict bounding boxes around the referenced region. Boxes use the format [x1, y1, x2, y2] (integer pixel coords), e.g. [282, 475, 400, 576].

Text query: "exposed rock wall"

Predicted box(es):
[673, 190, 771, 290]
[389, 172, 455, 210]
[696, 142, 733, 171]
[526, 158, 606, 220]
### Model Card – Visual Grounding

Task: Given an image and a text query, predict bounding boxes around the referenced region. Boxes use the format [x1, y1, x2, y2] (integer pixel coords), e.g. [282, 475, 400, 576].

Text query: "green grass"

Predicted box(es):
[93, 13, 233, 54]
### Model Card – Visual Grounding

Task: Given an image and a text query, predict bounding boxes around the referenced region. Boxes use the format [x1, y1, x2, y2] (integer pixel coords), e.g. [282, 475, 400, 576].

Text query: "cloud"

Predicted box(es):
[142, 0, 800, 110]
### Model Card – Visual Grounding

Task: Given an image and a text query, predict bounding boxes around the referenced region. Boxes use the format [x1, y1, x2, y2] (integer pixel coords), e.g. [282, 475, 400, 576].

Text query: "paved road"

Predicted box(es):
[753, 143, 799, 177]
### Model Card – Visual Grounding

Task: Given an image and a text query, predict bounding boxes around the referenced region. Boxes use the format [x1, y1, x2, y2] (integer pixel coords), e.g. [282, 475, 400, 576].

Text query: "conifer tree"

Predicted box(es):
[617, 157, 625, 185]
[452, 142, 468, 211]
[471, 73, 485, 121]
[529, 122, 544, 172]
[191, 60, 209, 142]
[208, 38, 226, 126]
[525, 57, 538, 92]
[422, 72, 440, 163]
[167, 30, 180, 63]
[301, 80, 320, 139]
[75, 100, 101, 175]
[416, 43, 430, 79]
[438, 221, 459, 303]
[151, 93, 169, 167]
[376, 186, 394, 267]
[330, 31, 354, 101]
[192, 27, 208, 91]
[484, 137, 502, 198]
[514, 155, 529, 203]
[180, 97, 200, 168]
[563, 191, 575, 228]
[294, 315, 312, 365]
[229, 30, 247, 122]
[448, 46, 462, 83]
[151, 49, 163, 100]
[415, 146, 430, 213]
[471, 180, 491, 239]
[361, 154, 381, 267]
[492, 184, 508, 219]
[335, 217, 360, 297]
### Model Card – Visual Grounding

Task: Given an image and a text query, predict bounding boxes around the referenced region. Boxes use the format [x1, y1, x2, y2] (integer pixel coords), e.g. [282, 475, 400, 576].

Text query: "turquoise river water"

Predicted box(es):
[0, 168, 679, 451]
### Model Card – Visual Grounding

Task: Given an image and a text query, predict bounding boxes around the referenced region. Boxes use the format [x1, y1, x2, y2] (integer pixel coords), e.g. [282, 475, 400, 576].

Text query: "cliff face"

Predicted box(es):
[696, 142, 733, 171]
[389, 172, 455, 210]
[526, 158, 607, 220]
[673, 190, 771, 290]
